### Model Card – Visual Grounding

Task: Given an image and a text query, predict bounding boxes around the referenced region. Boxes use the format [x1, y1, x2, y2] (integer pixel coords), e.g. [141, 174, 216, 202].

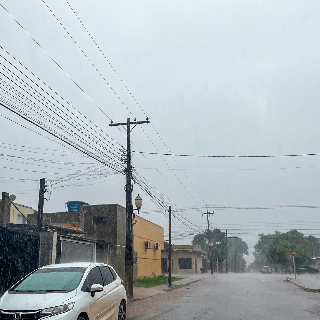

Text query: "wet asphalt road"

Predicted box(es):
[128, 273, 320, 320]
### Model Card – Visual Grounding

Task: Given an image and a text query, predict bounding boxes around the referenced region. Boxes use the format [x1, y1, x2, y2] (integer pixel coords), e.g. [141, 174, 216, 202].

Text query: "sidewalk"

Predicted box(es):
[132, 273, 205, 302]
[286, 274, 320, 291]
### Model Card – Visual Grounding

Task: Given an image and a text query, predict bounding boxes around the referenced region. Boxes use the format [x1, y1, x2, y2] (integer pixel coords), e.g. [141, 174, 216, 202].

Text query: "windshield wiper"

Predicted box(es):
[9, 290, 70, 293]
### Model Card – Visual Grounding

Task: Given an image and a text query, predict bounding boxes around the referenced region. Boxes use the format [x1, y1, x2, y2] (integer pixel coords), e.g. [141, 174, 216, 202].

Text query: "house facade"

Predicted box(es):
[162, 244, 207, 274]
[27, 202, 164, 280]
[0, 192, 35, 226]
[133, 215, 164, 279]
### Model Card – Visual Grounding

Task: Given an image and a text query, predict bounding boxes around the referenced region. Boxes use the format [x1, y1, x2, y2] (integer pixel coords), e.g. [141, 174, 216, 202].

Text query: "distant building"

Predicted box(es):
[162, 244, 207, 274]
[0, 193, 35, 226]
[27, 202, 164, 280]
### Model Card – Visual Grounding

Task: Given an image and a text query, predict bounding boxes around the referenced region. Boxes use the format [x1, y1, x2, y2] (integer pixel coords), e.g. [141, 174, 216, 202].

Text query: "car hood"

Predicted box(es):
[0, 290, 76, 311]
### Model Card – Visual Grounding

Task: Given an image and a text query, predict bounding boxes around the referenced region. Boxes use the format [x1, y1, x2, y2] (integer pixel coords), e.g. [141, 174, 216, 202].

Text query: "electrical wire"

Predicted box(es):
[0, 68, 125, 173]
[0, 56, 124, 167]
[0, 47, 124, 153]
[63, 0, 208, 212]
[0, 4, 117, 124]
[41, 0, 135, 118]
[133, 150, 320, 158]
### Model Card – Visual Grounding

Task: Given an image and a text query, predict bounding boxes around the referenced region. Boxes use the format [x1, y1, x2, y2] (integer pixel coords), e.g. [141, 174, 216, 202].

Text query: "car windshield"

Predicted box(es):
[10, 267, 86, 293]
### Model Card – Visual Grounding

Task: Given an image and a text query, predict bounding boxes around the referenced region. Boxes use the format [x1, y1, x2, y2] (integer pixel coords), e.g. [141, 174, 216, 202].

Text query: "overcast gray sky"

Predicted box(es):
[1, 0, 320, 262]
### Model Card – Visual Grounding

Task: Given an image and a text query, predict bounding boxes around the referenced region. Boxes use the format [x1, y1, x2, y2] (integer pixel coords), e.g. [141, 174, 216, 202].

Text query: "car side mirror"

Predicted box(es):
[90, 284, 103, 297]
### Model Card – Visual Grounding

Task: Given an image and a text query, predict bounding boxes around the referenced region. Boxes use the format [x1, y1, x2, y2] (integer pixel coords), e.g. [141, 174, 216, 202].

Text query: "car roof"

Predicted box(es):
[41, 262, 109, 269]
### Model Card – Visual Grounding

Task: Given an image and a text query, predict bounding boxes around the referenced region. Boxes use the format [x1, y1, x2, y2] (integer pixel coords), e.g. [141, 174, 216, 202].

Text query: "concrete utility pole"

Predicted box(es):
[0, 192, 10, 227]
[202, 207, 214, 274]
[37, 178, 46, 231]
[110, 117, 149, 299]
[168, 206, 172, 287]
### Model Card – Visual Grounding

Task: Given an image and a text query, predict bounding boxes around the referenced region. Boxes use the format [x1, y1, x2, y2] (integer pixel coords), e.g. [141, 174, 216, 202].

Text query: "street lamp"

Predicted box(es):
[134, 194, 142, 213]
[132, 195, 142, 225]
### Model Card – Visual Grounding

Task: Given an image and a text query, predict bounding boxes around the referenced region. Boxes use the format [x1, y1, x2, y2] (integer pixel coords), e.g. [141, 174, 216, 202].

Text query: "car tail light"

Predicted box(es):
[120, 278, 124, 286]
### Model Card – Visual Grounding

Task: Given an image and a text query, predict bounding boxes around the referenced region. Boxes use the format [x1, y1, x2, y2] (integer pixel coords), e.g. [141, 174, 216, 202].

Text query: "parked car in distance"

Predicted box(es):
[298, 265, 319, 274]
[0, 262, 127, 320]
[261, 266, 272, 273]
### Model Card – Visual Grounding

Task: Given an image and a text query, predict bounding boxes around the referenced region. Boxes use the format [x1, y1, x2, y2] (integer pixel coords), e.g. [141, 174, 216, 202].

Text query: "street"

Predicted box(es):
[128, 273, 320, 320]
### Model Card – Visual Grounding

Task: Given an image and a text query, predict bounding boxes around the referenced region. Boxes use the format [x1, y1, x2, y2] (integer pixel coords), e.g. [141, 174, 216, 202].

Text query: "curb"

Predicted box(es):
[164, 278, 201, 292]
[286, 277, 306, 290]
[286, 277, 320, 293]
[130, 278, 202, 303]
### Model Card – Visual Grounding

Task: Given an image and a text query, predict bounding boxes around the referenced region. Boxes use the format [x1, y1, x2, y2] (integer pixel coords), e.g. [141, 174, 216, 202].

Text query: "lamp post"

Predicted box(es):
[128, 194, 142, 296]
[134, 194, 142, 214]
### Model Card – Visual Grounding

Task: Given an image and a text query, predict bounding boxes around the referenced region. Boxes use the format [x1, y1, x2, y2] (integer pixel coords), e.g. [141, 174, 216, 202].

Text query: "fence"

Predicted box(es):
[0, 226, 39, 291]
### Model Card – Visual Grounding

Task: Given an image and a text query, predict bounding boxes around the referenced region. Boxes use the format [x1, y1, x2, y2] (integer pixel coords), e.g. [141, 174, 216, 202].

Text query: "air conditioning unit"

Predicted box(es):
[155, 242, 161, 250]
[145, 241, 151, 249]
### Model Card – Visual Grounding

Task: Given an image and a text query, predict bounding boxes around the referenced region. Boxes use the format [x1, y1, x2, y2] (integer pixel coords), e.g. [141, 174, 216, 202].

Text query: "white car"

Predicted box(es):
[0, 262, 127, 320]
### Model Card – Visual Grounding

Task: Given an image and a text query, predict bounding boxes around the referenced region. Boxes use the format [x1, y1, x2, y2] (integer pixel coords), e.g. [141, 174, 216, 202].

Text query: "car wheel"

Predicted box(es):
[77, 314, 86, 320]
[118, 301, 126, 320]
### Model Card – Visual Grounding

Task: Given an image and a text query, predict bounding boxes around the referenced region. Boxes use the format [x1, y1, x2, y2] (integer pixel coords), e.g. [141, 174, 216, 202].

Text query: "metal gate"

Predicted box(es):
[57, 237, 96, 263]
[0, 227, 39, 291]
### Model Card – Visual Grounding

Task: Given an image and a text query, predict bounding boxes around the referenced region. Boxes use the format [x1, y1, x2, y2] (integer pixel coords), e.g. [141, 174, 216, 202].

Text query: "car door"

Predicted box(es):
[99, 266, 120, 319]
[81, 266, 107, 320]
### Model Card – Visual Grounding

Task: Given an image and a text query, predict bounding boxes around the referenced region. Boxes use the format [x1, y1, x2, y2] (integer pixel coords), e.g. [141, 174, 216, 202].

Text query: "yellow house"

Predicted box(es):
[133, 216, 164, 279]
[10, 203, 35, 224]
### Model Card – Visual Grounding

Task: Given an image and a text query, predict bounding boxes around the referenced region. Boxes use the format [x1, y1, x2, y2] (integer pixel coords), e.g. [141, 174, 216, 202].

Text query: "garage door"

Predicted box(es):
[60, 238, 95, 263]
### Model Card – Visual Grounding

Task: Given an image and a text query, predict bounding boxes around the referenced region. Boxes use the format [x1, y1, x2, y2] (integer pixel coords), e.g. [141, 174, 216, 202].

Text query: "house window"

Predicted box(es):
[178, 258, 192, 269]
[17, 214, 26, 224]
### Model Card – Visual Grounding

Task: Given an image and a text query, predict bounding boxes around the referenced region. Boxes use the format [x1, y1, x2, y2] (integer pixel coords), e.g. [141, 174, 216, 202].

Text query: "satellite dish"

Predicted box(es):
[9, 194, 16, 202]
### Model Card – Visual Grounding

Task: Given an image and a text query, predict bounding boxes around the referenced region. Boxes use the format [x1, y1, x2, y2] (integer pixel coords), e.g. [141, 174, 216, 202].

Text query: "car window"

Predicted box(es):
[10, 267, 86, 292]
[109, 267, 117, 280]
[81, 267, 103, 292]
[99, 266, 114, 286]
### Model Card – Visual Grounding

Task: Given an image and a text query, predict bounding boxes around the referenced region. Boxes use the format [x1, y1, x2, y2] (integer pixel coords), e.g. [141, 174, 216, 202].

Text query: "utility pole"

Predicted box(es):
[225, 230, 228, 274]
[168, 206, 172, 287]
[216, 258, 219, 274]
[37, 178, 46, 231]
[0, 192, 10, 227]
[109, 117, 149, 299]
[235, 253, 237, 274]
[202, 207, 214, 274]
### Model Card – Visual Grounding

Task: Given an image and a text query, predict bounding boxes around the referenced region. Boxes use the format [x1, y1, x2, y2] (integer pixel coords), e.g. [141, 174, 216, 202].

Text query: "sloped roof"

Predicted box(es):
[54, 224, 82, 232]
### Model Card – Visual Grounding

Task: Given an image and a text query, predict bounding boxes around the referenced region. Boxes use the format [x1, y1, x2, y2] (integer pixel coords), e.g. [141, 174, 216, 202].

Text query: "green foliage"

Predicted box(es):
[266, 240, 311, 268]
[266, 241, 293, 268]
[192, 229, 248, 263]
[227, 237, 249, 264]
[255, 230, 315, 268]
[133, 276, 181, 288]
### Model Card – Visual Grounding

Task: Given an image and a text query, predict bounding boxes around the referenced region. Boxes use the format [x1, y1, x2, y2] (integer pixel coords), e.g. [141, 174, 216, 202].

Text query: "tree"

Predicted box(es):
[228, 237, 249, 272]
[254, 230, 318, 269]
[254, 233, 278, 267]
[192, 229, 249, 272]
[266, 240, 311, 269]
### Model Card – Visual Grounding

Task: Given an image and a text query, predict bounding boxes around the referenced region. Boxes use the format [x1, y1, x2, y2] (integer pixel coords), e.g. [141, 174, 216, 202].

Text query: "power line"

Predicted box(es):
[63, 0, 207, 211]
[0, 47, 123, 153]
[0, 57, 124, 166]
[41, 0, 135, 118]
[0, 4, 116, 123]
[0, 98, 123, 174]
[137, 165, 320, 172]
[0, 66, 125, 173]
[132, 150, 320, 158]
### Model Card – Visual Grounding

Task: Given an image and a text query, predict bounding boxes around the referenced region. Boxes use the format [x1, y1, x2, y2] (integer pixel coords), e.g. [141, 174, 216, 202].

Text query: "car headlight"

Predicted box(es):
[41, 302, 75, 317]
